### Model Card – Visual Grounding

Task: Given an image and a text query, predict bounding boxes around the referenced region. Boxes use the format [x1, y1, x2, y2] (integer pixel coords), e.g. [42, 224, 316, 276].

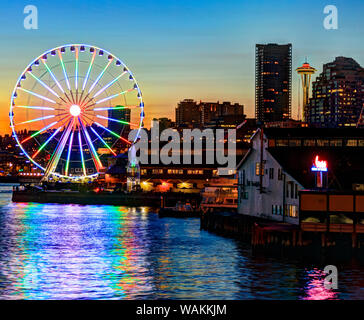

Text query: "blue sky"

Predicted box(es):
[0, 0, 363, 132]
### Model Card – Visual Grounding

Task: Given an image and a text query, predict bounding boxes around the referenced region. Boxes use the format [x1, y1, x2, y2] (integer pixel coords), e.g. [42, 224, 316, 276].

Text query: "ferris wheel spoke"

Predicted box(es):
[93, 71, 127, 98]
[88, 58, 113, 94]
[28, 72, 60, 99]
[18, 114, 55, 125]
[94, 121, 131, 144]
[79, 93, 91, 108]
[70, 91, 76, 104]
[17, 87, 56, 104]
[80, 113, 95, 127]
[57, 49, 71, 91]
[96, 115, 137, 127]
[16, 106, 55, 111]
[21, 121, 58, 143]
[82, 101, 96, 110]
[78, 129, 87, 176]
[32, 126, 63, 158]
[77, 90, 85, 106]
[41, 58, 65, 94]
[65, 122, 75, 176]
[82, 50, 97, 91]
[79, 118, 103, 171]
[93, 105, 135, 111]
[44, 117, 75, 177]
[63, 92, 73, 104]
[94, 88, 135, 105]
[75, 47, 79, 91]
[90, 126, 117, 156]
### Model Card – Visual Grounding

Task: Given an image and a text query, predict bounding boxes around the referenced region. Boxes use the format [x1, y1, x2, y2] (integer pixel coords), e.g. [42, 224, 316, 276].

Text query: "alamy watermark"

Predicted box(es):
[24, 5, 38, 30]
[323, 5, 338, 30]
[128, 121, 236, 175]
[324, 265, 338, 290]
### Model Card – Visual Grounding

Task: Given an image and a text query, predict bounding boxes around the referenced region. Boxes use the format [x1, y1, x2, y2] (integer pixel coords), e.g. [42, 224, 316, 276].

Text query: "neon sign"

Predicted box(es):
[311, 156, 328, 172]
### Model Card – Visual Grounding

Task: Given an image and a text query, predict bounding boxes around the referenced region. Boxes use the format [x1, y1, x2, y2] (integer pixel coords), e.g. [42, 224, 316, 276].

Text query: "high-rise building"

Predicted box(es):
[175, 99, 245, 128]
[175, 99, 201, 128]
[108, 106, 131, 134]
[307, 57, 364, 128]
[201, 101, 244, 127]
[255, 43, 292, 123]
[296, 61, 316, 121]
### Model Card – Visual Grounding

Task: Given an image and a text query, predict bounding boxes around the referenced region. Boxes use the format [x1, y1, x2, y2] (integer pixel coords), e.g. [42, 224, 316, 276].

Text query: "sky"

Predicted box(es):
[0, 0, 364, 134]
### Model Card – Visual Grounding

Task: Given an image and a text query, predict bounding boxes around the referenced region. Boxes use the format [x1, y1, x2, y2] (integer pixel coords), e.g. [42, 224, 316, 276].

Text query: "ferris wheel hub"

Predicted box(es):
[69, 104, 81, 117]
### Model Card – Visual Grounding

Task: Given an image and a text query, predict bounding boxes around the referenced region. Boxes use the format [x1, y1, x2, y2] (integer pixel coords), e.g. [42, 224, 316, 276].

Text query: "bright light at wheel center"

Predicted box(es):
[70, 105, 81, 117]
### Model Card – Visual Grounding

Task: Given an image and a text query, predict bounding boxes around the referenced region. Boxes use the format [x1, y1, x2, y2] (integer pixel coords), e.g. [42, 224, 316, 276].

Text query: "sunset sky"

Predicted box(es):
[0, 0, 364, 134]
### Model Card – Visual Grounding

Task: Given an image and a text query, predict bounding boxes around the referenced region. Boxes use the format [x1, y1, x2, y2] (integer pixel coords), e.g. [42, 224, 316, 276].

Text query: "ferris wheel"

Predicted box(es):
[9, 44, 144, 181]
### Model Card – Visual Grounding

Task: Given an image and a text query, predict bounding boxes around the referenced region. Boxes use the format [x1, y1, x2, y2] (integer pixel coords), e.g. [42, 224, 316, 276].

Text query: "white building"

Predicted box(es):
[237, 128, 303, 225]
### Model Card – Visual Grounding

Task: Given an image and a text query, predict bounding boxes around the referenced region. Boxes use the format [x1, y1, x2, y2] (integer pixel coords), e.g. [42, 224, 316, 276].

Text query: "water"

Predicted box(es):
[0, 184, 363, 300]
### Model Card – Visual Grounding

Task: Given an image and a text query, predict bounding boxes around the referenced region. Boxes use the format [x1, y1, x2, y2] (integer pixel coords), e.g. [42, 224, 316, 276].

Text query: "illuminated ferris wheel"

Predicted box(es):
[9, 44, 144, 181]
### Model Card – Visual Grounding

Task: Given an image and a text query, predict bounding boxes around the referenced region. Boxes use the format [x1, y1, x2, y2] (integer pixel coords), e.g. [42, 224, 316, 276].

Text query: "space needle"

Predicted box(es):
[296, 61, 316, 121]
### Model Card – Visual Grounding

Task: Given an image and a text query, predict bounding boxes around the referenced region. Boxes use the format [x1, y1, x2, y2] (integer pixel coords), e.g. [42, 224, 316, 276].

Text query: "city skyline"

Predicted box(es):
[0, 0, 364, 134]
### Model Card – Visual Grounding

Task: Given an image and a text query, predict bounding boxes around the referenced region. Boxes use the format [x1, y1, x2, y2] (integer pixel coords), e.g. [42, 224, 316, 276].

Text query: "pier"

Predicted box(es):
[201, 190, 364, 256]
[12, 190, 201, 207]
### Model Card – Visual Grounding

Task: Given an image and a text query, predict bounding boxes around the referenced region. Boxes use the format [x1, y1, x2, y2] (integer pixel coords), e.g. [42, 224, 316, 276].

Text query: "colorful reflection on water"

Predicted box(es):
[0, 185, 363, 300]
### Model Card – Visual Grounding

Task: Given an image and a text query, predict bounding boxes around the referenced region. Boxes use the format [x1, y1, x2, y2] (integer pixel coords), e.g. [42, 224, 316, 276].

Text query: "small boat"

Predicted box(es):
[159, 201, 200, 218]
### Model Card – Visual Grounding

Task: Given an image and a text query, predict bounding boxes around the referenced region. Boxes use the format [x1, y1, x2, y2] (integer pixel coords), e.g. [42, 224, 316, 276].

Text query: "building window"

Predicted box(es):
[304, 139, 316, 147]
[346, 139, 357, 147]
[295, 184, 298, 199]
[330, 139, 342, 147]
[167, 169, 184, 174]
[286, 205, 298, 218]
[278, 168, 282, 180]
[276, 139, 289, 147]
[255, 163, 264, 176]
[269, 168, 274, 179]
[289, 139, 301, 147]
[152, 169, 163, 174]
[240, 170, 246, 186]
[141, 169, 147, 175]
[187, 169, 203, 175]
[317, 139, 330, 147]
[242, 192, 248, 199]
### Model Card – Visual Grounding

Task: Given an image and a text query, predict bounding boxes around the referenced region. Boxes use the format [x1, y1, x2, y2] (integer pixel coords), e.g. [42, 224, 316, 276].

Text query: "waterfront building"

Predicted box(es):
[255, 43, 292, 123]
[140, 163, 217, 193]
[296, 61, 316, 121]
[201, 172, 238, 211]
[237, 127, 364, 225]
[307, 57, 364, 128]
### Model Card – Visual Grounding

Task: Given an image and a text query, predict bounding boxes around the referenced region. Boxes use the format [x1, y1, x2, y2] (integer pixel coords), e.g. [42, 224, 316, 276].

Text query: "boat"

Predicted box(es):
[158, 201, 200, 218]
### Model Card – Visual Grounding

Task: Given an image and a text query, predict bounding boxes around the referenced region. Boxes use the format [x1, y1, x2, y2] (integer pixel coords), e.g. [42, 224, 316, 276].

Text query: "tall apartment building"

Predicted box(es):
[108, 106, 131, 137]
[307, 56, 364, 128]
[175, 99, 244, 128]
[255, 43, 292, 123]
[175, 99, 201, 128]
